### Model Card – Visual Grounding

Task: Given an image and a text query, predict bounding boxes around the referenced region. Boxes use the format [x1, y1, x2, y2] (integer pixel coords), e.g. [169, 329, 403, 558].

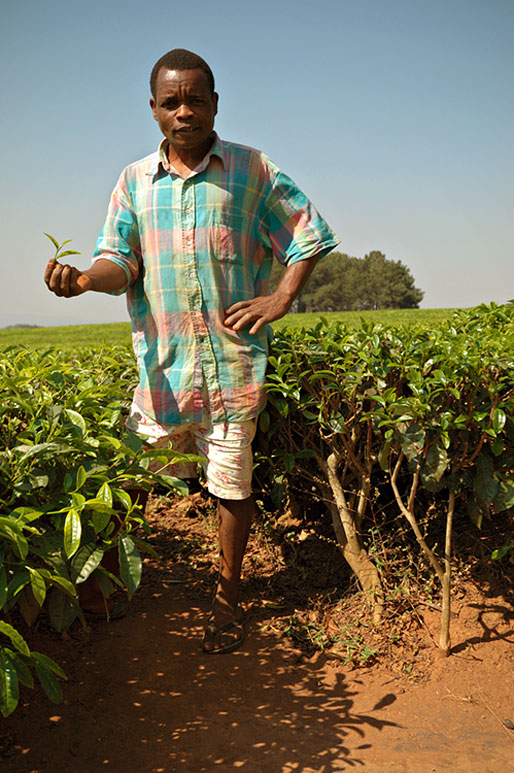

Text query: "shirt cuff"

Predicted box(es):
[91, 255, 134, 296]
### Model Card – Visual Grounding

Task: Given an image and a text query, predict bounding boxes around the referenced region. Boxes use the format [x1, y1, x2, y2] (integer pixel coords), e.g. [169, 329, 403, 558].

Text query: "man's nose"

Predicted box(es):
[176, 102, 194, 119]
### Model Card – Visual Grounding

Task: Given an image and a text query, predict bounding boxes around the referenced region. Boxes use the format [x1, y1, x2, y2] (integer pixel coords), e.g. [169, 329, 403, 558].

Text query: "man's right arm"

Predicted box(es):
[44, 258, 128, 298]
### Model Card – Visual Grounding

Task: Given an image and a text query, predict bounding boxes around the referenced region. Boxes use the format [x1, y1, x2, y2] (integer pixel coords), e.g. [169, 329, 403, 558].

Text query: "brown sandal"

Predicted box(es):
[202, 606, 245, 654]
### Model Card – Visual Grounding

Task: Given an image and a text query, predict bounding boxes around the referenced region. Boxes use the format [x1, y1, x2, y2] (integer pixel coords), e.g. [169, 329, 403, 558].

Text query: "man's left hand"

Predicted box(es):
[224, 293, 291, 335]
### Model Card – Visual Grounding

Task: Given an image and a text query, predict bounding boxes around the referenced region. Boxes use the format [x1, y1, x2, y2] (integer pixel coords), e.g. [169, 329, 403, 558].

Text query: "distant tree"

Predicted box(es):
[360, 251, 424, 310]
[270, 251, 424, 312]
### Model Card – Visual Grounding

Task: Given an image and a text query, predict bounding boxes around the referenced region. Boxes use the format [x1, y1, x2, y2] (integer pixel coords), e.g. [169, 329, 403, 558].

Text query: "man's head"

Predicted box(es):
[150, 49, 215, 97]
[149, 49, 218, 159]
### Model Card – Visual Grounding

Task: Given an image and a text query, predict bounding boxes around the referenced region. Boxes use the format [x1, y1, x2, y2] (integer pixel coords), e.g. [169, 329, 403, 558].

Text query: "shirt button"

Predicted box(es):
[186, 239, 192, 246]
[189, 271, 194, 278]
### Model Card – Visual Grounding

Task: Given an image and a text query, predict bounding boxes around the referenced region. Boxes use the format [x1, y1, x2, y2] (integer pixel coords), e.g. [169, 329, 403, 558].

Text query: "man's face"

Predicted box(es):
[150, 67, 218, 155]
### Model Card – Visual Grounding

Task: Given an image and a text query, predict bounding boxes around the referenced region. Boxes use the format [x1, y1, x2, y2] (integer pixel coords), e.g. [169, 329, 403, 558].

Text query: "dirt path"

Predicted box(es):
[2, 498, 513, 772]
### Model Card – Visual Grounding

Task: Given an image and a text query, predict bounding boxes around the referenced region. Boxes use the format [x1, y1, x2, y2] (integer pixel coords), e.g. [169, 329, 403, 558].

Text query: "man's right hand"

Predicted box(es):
[44, 260, 93, 298]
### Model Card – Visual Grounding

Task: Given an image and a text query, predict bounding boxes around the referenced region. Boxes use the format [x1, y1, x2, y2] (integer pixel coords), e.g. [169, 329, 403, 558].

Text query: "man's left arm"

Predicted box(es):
[224, 254, 319, 335]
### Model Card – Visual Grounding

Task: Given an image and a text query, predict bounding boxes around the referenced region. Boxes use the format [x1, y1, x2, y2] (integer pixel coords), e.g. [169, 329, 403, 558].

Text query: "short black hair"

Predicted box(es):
[150, 49, 215, 97]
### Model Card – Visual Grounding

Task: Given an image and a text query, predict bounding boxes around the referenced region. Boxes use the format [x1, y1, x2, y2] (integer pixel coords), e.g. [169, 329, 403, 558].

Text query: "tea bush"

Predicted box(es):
[0, 345, 197, 716]
[256, 302, 514, 652]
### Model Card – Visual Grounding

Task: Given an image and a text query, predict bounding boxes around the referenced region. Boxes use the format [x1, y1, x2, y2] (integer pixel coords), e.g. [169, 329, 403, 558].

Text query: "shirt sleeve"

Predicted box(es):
[92, 170, 141, 296]
[262, 166, 340, 266]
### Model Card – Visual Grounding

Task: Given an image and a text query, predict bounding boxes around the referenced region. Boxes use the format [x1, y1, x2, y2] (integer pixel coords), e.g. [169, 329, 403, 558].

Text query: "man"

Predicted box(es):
[44, 49, 339, 653]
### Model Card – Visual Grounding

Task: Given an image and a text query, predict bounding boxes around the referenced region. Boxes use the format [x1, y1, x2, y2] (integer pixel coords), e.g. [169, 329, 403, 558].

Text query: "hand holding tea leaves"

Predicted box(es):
[43, 232, 128, 297]
[43, 232, 92, 297]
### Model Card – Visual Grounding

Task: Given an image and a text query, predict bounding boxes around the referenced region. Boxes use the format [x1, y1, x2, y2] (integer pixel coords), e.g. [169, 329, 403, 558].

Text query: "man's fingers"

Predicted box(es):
[43, 259, 57, 285]
[44, 262, 88, 297]
[45, 261, 65, 296]
[76, 272, 92, 293]
[225, 300, 250, 315]
[248, 318, 266, 336]
[225, 307, 262, 330]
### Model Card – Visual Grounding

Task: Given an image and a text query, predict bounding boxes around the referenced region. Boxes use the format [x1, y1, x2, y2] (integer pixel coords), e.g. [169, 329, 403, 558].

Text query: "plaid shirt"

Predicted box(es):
[93, 135, 340, 425]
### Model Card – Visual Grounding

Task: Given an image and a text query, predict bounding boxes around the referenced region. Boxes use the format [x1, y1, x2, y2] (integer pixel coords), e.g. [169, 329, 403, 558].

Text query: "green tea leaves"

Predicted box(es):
[44, 233, 82, 262]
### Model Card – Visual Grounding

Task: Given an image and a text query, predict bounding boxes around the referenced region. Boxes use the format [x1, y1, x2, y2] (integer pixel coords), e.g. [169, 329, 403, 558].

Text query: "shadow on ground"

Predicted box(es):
[2, 509, 398, 773]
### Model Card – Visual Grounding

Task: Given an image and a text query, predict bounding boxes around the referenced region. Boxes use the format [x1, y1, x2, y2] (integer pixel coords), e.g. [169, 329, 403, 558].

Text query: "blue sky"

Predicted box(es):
[2, 0, 513, 326]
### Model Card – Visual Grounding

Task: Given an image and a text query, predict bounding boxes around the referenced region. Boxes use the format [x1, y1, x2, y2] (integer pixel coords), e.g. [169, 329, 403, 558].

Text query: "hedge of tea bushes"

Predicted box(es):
[0, 344, 193, 716]
[256, 302, 514, 580]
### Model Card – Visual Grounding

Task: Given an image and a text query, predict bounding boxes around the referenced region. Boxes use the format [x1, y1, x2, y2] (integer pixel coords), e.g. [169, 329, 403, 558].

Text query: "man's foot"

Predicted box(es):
[202, 603, 245, 654]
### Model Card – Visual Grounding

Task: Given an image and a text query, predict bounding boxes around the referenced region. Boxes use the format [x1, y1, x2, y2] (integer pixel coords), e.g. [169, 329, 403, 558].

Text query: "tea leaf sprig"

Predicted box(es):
[44, 232, 82, 262]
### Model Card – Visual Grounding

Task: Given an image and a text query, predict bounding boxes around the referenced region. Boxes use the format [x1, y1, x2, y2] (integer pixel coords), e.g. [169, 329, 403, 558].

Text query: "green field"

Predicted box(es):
[0, 308, 457, 349]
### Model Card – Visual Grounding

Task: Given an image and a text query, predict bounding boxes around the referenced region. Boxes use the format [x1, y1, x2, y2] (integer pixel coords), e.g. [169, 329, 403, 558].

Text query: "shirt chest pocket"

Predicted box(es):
[206, 210, 245, 263]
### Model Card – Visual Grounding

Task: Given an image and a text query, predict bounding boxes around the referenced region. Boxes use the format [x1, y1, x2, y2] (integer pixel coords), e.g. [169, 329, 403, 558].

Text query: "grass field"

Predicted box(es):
[0, 308, 457, 349]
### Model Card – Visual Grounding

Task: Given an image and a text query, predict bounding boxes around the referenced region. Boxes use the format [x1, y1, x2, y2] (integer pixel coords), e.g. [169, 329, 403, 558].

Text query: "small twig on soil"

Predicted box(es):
[444, 689, 514, 745]
[478, 695, 514, 745]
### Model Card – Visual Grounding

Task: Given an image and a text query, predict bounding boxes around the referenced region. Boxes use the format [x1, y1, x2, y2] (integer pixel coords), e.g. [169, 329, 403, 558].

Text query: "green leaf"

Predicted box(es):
[379, 439, 392, 472]
[490, 437, 504, 457]
[43, 232, 60, 250]
[35, 665, 63, 704]
[273, 397, 289, 419]
[113, 488, 133, 511]
[7, 571, 30, 600]
[48, 588, 78, 632]
[31, 651, 67, 680]
[327, 411, 345, 433]
[493, 480, 514, 513]
[94, 569, 114, 599]
[0, 653, 19, 717]
[0, 519, 29, 560]
[38, 570, 77, 598]
[0, 622, 31, 656]
[75, 466, 87, 490]
[492, 408, 506, 433]
[491, 542, 513, 561]
[55, 249, 81, 259]
[131, 536, 161, 559]
[29, 569, 47, 607]
[9, 653, 34, 689]
[63, 509, 82, 558]
[119, 535, 142, 600]
[284, 452, 295, 473]
[0, 566, 7, 608]
[92, 510, 111, 534]
[83, 498, 116, 514]
[295, 449, 316, 459]
[258, 410, 270, 433]
[97, 482, 113, 506]
[71, 544, 104, 584]
[64, 409, 87, 436]
[422, 444, 449, 485]
[473, 454, 499, 504]
[399, 423, 426, 461]
[18, 586, 40, 626]
[154, 474, 189, 496]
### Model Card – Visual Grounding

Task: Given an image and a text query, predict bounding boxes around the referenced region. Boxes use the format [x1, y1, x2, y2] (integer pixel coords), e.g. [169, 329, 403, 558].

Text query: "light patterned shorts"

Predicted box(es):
[125, 396, 256, 501]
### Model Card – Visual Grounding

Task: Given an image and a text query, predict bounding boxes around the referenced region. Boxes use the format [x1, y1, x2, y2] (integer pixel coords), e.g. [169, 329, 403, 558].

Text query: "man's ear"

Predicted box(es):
[150, 97, 157, 121]
[213, 92, 219, 117]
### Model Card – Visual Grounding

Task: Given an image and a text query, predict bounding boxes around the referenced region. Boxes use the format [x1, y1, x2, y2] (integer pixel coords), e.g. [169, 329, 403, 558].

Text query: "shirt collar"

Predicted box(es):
[148, 133, 226, 177]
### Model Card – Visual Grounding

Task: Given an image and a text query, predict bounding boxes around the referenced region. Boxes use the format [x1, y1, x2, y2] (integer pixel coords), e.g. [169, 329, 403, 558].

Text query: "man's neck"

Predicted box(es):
[167, 134, 215, 178]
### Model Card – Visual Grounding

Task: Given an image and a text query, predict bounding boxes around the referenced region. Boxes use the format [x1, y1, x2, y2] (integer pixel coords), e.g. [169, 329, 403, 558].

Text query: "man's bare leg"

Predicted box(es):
[202, 495, 255, 652]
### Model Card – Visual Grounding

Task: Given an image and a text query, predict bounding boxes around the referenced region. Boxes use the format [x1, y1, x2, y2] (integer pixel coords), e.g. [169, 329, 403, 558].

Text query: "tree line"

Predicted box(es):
[271, 250, 424, 312]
